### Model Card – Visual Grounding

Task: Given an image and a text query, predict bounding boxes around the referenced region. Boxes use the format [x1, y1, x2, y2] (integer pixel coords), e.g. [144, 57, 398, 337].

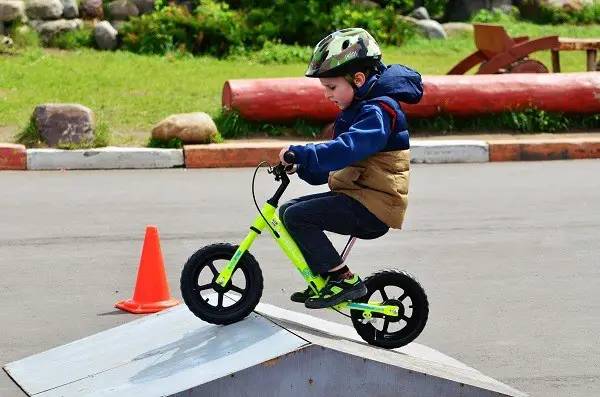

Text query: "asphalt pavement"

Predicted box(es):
[1, 160, 599, 397]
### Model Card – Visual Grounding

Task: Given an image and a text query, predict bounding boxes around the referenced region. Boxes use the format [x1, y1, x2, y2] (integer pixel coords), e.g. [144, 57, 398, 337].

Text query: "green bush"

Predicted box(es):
[214, 109, 323, 139]
[147, 137, 184, 148]
[121, 6, 202, 55]
[228, 40, 313, 64]
[242, 1, 417, 47]
[49, 28, 95, 50]
[330, 4, 417, 46]
[410, 109, 600, 134]
[195, 0, 250, 56]
[522, 1, 600, 25]
[240, 1, 336, 46]
[14, 116, 41, 147]
[120, 0, 417, 58]
[422, 0, 448, 19]
[471, 7, 519, 24]
[7, 24, 41, 49]
[15, 118, 114, 149]
[122, 1, 252, 57]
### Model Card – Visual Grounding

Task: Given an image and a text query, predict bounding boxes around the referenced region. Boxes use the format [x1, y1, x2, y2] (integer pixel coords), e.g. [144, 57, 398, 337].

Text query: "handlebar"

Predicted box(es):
[266, 162, 291, 207]
[283, 150, 296, 164]
[262, 150, 296, 207]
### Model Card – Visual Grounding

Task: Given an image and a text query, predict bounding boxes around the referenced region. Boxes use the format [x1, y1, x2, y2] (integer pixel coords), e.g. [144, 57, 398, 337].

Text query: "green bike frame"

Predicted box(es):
[214, 202, 399, 319]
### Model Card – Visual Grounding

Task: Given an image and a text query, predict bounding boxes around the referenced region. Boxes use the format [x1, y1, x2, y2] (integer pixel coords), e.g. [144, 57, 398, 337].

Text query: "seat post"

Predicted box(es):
[341, 236, 357, 262]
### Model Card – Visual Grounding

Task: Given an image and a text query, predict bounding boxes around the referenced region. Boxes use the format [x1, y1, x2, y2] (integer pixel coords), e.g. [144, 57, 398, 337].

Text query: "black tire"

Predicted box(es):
[351, 269, 428, 349]
[180, 243, 263, 325]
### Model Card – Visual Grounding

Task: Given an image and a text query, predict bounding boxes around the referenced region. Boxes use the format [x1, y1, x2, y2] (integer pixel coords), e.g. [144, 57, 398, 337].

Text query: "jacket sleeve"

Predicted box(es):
[296, 165, 329, 185]
[288, 104, 392, 173]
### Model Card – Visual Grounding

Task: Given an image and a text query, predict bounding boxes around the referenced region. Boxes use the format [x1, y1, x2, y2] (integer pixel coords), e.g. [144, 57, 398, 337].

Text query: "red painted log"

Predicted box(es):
[222, 73, 600, 123]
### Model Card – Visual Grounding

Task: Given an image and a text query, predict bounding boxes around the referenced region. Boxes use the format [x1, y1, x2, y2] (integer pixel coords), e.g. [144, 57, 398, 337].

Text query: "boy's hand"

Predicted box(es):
[285, 164, 298, 174]
[279, 146, 291, 165]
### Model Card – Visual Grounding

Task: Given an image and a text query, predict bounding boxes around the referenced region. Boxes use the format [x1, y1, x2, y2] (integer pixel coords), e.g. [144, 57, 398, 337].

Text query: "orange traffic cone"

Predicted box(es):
[115, 225, 180, 314]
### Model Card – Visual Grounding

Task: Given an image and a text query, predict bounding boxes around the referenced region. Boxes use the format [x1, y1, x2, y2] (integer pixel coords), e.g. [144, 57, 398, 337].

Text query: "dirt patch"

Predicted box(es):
[42, 48, 71, 57]
[0, 126, 18, 143]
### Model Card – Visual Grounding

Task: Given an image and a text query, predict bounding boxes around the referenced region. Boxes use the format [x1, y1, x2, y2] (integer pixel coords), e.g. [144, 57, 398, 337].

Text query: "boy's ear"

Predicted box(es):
[353, 72, 366, 88]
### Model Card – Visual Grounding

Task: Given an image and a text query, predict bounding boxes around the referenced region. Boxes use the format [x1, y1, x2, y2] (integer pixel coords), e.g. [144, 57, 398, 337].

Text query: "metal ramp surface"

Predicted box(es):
[4, 300, 527, 397]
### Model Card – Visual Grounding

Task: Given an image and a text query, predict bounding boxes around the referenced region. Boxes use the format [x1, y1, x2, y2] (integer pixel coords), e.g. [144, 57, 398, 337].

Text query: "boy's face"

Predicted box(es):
[320, 74, 365, 110]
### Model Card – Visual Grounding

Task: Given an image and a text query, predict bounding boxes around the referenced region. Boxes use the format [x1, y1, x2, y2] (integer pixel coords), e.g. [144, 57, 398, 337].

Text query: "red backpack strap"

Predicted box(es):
[377, 101, 397, 132]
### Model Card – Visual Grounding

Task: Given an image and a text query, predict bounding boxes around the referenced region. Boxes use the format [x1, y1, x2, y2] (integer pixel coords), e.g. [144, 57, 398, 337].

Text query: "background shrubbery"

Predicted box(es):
[6, 0, 598, 60]
[120, 0, 419, 57]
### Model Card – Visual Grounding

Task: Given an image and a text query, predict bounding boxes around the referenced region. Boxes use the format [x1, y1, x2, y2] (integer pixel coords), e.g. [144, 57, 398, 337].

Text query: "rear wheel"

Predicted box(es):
[180, 243, 263, 325]
[351, 269, 428, 349]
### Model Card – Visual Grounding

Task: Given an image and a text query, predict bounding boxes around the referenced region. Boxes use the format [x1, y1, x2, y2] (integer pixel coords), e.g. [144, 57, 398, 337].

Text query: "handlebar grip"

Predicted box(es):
[283, 150, 296, 164]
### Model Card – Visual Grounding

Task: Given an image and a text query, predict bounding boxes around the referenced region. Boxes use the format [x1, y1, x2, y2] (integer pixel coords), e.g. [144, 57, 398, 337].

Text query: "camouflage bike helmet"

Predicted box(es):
[305, 28, 382, 79]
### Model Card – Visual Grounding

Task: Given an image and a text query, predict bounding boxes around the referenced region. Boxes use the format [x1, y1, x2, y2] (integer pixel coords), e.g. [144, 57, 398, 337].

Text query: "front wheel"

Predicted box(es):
[180, 243, 263, 325]
[351, 269, 429, 349]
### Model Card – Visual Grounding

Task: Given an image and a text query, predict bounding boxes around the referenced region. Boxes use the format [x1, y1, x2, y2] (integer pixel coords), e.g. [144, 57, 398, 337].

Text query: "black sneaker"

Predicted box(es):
[305, 274, 368, 309]
[290, 285, 318, 303]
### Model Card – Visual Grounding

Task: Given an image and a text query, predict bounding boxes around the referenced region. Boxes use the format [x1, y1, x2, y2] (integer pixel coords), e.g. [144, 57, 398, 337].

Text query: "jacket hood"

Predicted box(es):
[356, 63, 423, 105]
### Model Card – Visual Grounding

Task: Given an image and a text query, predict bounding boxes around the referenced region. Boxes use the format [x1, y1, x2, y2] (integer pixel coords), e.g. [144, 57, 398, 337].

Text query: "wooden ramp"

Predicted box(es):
[4, 298, 527, 397]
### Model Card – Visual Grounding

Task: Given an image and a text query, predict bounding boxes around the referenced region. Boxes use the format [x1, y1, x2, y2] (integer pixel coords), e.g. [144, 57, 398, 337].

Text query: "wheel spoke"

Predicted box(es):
[208, 262, 219, 277]
[382, 319, 390, 334]
[397, 291, 408, 302]
[401, 314, 415, 326]
[217, 292, 224, 310]
[379, 288, 389, 301]
[197, 283, 213, 291]
[230, 285, 245, 294]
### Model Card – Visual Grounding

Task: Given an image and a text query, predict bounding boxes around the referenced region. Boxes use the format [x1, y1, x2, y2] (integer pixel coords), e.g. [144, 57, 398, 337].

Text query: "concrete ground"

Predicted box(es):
[1, 160, 599, 396]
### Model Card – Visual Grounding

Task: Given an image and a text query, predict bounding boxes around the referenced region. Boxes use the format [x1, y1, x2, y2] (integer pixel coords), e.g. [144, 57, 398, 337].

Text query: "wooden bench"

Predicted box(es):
[448, 23, 559, 74]
[552, 38, 600, 72]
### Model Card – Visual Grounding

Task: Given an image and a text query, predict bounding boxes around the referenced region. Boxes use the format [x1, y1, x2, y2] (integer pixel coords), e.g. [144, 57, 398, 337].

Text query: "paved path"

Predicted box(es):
[1, 160, 599, 396]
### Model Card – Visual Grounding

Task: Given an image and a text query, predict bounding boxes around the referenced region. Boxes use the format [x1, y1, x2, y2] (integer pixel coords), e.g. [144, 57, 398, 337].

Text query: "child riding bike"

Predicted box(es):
[279, 28, 424, 310]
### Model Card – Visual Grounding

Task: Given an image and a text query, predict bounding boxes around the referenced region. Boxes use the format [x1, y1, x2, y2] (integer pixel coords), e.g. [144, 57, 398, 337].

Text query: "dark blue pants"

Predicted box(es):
[279, 191, 389, 275]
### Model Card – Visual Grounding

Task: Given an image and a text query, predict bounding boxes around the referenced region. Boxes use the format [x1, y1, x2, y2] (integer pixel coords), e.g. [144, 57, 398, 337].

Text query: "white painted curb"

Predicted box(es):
[411, 140, 490, 163]
[26, 147, 184, 170]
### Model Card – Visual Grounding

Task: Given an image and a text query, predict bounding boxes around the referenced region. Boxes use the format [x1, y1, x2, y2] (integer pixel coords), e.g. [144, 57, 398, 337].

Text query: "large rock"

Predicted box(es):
[79, 0, 103, 19]
[350, 0, 380, 8]
[151, 112, 218, 144]
[107, 0, 138, 20]
[0, 0, 25, 22]
[519, 0, 588, 19]
[33, 104, 95, 147]
[110, 19, 125, 31]
[446, 0, 513, 21]
[0, 34, 13, 50]
[442, 22, 474, 37]
[60, 0, 78, 18]
[25, 0, 63, 20]
[545, 0, 586, 11]
[32, 18, 81, 41]
[133, 0, 154, 14]
[0, 21, 4, 34]
[396, 15, 419, 26]
[409, 6, 430, 19]
[415, 19, 447, 39]
[94, 20, 117, 50]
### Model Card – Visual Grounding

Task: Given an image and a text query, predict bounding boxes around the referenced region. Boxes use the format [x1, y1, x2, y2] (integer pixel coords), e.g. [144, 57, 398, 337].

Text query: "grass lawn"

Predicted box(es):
[1, 21, 599, 146]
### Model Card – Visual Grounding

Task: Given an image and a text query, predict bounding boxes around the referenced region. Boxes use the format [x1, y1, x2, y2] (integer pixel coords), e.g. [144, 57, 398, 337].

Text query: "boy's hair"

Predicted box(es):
[342, 60, 382, 90]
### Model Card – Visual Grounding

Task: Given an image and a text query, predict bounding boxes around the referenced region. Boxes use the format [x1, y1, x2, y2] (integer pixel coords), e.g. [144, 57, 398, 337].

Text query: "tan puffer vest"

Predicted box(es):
[328, 149, 410, 229]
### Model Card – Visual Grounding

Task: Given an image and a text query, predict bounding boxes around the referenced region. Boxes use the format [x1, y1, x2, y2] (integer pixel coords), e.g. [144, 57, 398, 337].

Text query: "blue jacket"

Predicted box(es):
[289, 63, 423, 185]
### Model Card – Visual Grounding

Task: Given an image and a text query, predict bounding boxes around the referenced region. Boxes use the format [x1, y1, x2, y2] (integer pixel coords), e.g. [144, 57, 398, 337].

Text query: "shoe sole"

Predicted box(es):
[304, 285, 368, 309]
[290, 296, 308, 303]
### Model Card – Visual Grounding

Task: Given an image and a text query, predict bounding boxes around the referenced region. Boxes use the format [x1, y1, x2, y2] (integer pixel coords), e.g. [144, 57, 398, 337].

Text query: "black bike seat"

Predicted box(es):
[353, 229, 389, 240]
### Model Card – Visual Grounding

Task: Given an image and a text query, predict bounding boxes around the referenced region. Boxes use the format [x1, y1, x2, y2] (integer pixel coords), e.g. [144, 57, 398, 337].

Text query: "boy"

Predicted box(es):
[278, 28, 423, 309]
